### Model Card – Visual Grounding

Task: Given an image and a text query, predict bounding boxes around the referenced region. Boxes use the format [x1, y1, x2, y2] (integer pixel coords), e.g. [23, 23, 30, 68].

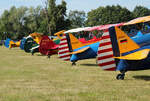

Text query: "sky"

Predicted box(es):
[0, 0, 150, 15]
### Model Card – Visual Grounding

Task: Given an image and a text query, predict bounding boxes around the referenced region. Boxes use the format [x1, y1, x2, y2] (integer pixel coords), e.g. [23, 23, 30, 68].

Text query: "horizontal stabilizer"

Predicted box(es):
[30, 45, 39, 50]
[113, 49, 150, 60]
[70, 47, 90, 54]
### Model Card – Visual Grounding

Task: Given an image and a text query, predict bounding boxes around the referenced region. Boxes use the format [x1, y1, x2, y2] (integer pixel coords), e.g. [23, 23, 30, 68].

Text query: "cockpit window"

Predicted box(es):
[125, 23, 150, 37]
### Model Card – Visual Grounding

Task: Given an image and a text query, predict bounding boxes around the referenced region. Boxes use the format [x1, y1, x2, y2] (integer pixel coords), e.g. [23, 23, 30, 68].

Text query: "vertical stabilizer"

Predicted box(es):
[68, 33, 84, 50]
[97, 30, 116, 71]
[114, 27, 140, 56]
[58, 35, 71, 61]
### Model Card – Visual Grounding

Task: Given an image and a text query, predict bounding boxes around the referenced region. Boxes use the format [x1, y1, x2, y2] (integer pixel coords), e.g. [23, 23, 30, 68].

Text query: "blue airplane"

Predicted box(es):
[97, 23, 150, 80]
[4, 38, 11, 48]
[57, 23, 124, 65]
[58, 33, 100, 65]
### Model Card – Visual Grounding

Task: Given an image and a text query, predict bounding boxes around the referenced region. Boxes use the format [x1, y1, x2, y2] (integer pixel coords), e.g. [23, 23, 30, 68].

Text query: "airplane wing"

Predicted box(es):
[124, 15, 150, 25]
[113, 49, 150, 60]
[70, 47, 90, 55]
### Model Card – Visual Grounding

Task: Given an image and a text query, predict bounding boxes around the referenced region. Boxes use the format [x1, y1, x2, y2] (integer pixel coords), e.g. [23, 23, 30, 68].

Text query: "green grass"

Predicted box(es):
[0, 46, 150, 101]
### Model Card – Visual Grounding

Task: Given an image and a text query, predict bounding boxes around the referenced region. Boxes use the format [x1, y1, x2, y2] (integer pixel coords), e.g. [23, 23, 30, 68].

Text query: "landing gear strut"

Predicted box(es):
[116, 71, 126, 80]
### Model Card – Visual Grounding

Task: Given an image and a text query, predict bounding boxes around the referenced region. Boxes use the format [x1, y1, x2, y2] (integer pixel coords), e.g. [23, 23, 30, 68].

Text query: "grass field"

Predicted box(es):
[0, 46, 150, 101]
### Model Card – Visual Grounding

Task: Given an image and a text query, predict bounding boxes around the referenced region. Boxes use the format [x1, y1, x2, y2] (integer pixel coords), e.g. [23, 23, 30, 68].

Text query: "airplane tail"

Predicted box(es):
[58, 35, 71, 61]
[97, 30, 116, 71]
[68, 33, 84, 50]
[58, 33, 86, 61]
[97, 27, 140, 71]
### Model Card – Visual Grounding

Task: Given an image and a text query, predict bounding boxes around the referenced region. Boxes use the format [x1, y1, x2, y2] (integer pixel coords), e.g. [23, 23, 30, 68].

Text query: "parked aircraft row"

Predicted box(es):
[2, 15, 150, 80]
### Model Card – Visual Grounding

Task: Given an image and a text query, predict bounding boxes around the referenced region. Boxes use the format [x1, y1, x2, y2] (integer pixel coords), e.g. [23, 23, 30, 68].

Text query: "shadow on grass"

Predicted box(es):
[80, 63, 98, 66]
[36, 54, 45, 56]
[133, 75, 150, 81]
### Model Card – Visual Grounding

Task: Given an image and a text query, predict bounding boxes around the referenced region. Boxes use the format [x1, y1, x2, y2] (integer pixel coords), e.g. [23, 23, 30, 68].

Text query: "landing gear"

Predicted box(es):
[96, 57, 98, 64]
[31, 52, 34, 56]
[47, 55, 51, 59]
[72, 61, 76, 66]
[31, 50, 35, 56]
[116, 70, 126, 80]
[116, 73, 125, 80]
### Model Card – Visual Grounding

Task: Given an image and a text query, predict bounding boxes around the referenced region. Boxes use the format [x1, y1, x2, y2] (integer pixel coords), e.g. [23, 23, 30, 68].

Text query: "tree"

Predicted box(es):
[133, 6, 150, 18]
[86, 5, 134, 26]
[0, 9, 11, 39]
[46, 0, 70, 35]
[25, 6, 44, 34]
[68, 10, 86, 28]
[0, 6, 28, 40]
[11, 6, 28, 39]
[55, 0, 70, 31]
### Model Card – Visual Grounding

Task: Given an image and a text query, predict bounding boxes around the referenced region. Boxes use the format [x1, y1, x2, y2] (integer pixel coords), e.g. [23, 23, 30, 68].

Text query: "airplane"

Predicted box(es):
[24, 33, 43, 54]
[9, 40, 20, 48]
[39, 35, 59, 58]
[24, 36, 39, 53]
[57, 29, 102, 65]
[58, 24, 124, 65]
[36, 30, 66, 58]
[4, 38, 11, 48]
[97, 21, 150, 80]
[4, 38, 20, 49]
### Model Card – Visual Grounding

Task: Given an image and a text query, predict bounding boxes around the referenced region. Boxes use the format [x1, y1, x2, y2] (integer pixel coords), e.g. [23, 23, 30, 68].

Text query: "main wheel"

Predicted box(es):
[116, 74, 125, 80]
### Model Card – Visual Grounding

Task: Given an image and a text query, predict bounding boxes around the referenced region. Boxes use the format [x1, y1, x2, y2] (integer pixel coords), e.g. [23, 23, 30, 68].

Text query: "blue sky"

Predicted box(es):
[0, 0, 150, 15]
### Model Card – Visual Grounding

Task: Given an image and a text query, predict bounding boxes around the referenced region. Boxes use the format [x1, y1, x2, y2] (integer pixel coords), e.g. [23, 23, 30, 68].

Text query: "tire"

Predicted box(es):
[116, 74, 125, 80]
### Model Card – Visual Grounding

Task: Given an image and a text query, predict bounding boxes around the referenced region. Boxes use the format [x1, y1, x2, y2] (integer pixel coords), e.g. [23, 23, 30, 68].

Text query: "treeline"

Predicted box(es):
[0, 0, 150, 40]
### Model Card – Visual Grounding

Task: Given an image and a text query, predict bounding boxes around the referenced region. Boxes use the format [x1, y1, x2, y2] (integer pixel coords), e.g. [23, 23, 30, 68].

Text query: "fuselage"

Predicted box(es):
[132, 31, 150, 47]
[70, 42, 100, 62]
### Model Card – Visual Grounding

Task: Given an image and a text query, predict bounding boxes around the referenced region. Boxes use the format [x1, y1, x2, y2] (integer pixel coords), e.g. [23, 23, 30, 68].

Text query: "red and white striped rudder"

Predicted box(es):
[97, 30, 116, 71]
[58, 36, 70, 61]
